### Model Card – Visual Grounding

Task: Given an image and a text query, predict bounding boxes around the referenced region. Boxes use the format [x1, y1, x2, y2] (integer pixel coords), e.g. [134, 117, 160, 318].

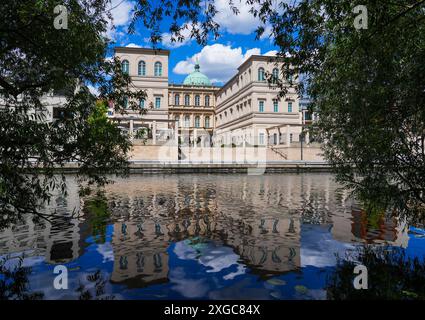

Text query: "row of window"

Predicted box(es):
[258, 132, 293, 145]
[257, 67, 292, 82]
[217, 100, 294, 123]
[123, 98, 293, 116]
[258, 100, 293, 113]
[123, 97, 162, 109]
[121, 60, 163, 76]
[123, 95, 213, 109]
[175, 115, 211, 128]
[174, 94, 210, 107]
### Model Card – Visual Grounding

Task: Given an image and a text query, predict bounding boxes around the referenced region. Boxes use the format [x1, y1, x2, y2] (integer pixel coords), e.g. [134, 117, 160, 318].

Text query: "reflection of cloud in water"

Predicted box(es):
[174, 240, 246, 277]
[0, 253, 45, 269]
[169, 267, 209, 298]
[96, 242, 114, 263]
[170, 240, 249, 298]
[209, 278, 271, 300]
[301, 225, 355, 268]
[173, 241, 199, 261]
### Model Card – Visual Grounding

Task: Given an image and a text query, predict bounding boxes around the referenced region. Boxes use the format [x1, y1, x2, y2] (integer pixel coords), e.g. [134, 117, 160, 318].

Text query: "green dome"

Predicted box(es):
[183, 63, 211, 86]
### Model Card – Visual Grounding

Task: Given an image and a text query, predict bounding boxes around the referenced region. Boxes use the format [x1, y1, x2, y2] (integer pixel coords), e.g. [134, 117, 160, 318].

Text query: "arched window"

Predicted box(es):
[184, 115, 190, 127]
[175, 115, 180, 127]
[174, 94, 180, 106]
[195, 95, 200, 106]
[122, 60, 129, 74]
[195, 116, 200, 128]
[258, 67, 265, 81]
[205, 95, 210, 107]
[138, 61, 146, 76]
[184, 94, 190, 106]
[154, 62, 162, 76]
[272, 68, 279, 83]
[205, 116, 210, 128]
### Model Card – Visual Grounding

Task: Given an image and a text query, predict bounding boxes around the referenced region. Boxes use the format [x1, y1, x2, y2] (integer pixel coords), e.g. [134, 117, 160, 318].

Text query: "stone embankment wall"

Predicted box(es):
[130, 144, 324, 162]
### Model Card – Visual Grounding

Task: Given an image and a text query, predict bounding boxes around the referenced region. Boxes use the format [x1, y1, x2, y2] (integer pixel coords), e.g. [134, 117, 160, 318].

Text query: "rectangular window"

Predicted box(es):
[259, 101, 264, 112]
[259, 133, 265, 145]
[140, 99, 145, 109]
[107, 111, 113, 116]
[273, 100, 278, 112]
[155, 97, 161, 109]
[288, 102, 293, 112]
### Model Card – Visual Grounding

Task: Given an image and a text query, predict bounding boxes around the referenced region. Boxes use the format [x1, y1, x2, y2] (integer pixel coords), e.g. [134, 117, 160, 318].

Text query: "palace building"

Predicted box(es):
[109, 46, 304, 147]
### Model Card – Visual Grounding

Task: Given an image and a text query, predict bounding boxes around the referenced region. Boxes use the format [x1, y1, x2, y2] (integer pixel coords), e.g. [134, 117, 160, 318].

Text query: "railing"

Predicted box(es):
[270, 146, 288, 160]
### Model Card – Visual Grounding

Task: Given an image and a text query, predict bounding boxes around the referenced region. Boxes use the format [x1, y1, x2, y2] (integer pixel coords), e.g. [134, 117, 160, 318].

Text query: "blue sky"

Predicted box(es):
[105, 0, 279, 86]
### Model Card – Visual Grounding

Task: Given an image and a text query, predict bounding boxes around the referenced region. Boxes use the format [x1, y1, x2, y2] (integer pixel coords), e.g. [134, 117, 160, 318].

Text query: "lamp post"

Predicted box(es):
[300, 129, 305, 161]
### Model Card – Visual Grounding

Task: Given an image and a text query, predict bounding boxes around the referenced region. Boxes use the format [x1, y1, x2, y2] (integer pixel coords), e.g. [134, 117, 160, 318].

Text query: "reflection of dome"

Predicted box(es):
[183, 63, 211, 86]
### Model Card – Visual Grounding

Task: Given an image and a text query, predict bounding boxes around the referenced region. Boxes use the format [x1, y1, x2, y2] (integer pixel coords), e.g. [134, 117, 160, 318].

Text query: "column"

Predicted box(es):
[174, 121, 179, 145]
[277, 128, 281, 145]
[152, 120, 157, 145]
[305, 131, 310, 144]
[129, 120, 134, 140]
[286, 125, 290, 146]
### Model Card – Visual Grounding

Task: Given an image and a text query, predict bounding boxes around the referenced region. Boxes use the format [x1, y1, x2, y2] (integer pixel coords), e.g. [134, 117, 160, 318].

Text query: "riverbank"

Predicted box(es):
[48, 160, 331, 173]
[128, 160, 331, 173]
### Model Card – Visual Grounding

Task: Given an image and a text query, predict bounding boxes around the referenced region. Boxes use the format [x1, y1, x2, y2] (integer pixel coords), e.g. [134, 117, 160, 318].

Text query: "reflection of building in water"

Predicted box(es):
[331, 206, 409, 247]
[0, 173, 411, 290]
[106, 175, 304, 282]
[105, 173, 410, 285]
[110, 220, 169, 287]
[0, 177, 85, 264]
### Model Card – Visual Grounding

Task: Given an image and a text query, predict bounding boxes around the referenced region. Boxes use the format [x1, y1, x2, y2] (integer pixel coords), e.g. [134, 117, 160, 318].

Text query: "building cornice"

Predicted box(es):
[216, 112, 300, 131]
[114, 47, 170, 56]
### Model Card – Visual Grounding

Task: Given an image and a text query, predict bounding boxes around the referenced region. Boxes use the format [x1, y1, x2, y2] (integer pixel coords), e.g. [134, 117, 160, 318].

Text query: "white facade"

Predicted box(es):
[214, 55, 302, 146]
[111, 48, 304, 147]
[112, 47, 173, 143]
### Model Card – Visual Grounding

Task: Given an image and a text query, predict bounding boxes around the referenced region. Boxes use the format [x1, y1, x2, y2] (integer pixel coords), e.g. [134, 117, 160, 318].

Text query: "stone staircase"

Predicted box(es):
[269, 146, 288, 160]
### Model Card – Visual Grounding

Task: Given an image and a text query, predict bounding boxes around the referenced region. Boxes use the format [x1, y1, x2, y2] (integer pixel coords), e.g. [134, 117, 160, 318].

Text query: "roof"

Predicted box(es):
[183, 63, 212, 86]
[114, 47, 170, 56]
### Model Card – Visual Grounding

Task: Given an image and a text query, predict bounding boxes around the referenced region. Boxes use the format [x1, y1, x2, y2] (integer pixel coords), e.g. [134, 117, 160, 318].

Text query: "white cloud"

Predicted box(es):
[260, 24, 274, 40]
[105, 0, 134, 40]
[173, 44, 278, 84]
[125, 43, 141, 48]
[264, 50, 278, 56]
[213, 0, 259, 35]
[162, 24, 195, 48]
[110, 0, 133, 26]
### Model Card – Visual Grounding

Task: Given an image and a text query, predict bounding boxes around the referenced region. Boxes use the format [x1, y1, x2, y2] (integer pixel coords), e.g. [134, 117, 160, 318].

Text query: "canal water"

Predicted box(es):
[1, 173, 425, 299]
